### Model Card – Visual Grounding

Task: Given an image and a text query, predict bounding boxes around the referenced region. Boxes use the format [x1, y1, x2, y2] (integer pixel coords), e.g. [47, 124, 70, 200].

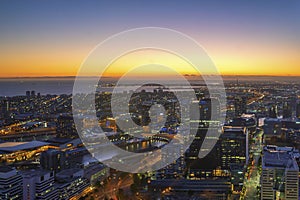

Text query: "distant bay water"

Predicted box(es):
[0, 78, 75, 96]
[0, 77, 202, 97]
[0, 77, 117, 97]
[0, 76, 299, 97]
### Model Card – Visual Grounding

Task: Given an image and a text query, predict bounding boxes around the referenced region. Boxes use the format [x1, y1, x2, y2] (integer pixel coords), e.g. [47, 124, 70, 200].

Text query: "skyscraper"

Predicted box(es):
[188, 99, 212, 159]
[156, 143, 185, 180]
[40, 149, 66, 172]
[296, 101, 300, 119]
[1, 99, 10, 119]
[268, 105, 278, 118]
[187, 98, 221, 174]
[234, 97, 247, 117]
[282, 100, 292, 119]
[26, 91, 31, 98]
[30, 90, 35, 97]
[218, 127, 248, 169]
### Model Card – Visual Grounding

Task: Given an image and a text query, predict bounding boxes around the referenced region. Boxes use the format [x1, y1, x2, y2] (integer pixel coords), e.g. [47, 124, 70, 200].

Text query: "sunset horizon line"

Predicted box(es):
[1, 74, 300, 79]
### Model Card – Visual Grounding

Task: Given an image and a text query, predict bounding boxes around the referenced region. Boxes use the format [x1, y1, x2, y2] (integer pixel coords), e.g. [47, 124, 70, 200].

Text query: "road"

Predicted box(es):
[90, 172, 135, 200]
[240, 130, 262, 200]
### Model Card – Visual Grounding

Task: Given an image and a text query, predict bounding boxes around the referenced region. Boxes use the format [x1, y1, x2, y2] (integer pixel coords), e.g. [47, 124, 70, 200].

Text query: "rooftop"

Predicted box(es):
[22, 169, 52, 177]
[0, 165, 14, 173]
[262, 147, 299, 170]
[0, 141, 49, 152]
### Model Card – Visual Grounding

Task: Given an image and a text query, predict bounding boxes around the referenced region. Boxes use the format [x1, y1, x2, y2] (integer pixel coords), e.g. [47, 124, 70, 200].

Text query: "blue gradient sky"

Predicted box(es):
[0, 0, 299, 76]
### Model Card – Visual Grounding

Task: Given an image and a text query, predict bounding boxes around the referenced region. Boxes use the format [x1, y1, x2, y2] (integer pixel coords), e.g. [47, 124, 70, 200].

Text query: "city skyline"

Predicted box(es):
[1, 80, 300, 199]
[1, 1, 300, 199]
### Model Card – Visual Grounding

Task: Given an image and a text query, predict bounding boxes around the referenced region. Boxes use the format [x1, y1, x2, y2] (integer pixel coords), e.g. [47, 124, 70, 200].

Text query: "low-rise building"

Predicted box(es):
[56, 168, 90, 200]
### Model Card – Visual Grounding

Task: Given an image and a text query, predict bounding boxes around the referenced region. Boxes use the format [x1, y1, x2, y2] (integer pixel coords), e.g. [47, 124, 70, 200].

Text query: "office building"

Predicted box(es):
[31, 90, 35, 97]
[282, 100, 292, 119]
[234, 97, 246, 117]
[156, 143, 186, 180]
[187, 98, 221, 172]
[22, 170, 58, 200]
[269, 105, 278, 118]
[83, 162, 110, 185]
[296, 101, 300, 119]
[224, 113, 256, 133]
[261, 146, 299, 200]
[40, 149, 66, 172]
[56, 168, 90, 200]
[264, 118, 282, 135]
[0, 166, 22, 200]
[56, 114, 78, 138]
[218, 127, 248, 169]
[230, 164, 244, 192]
[1, 99, 10, 119]
[26, 91, 31, 98]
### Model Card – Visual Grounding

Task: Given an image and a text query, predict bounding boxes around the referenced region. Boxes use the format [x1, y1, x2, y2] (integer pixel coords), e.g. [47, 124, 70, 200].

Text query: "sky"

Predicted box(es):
[0, 0, 300, 77]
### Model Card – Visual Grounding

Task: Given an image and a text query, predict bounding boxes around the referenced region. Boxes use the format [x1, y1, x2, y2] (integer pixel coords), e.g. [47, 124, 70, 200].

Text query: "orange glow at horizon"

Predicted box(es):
[101, 49, 203, 78]
[0, 41, 299, 77]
